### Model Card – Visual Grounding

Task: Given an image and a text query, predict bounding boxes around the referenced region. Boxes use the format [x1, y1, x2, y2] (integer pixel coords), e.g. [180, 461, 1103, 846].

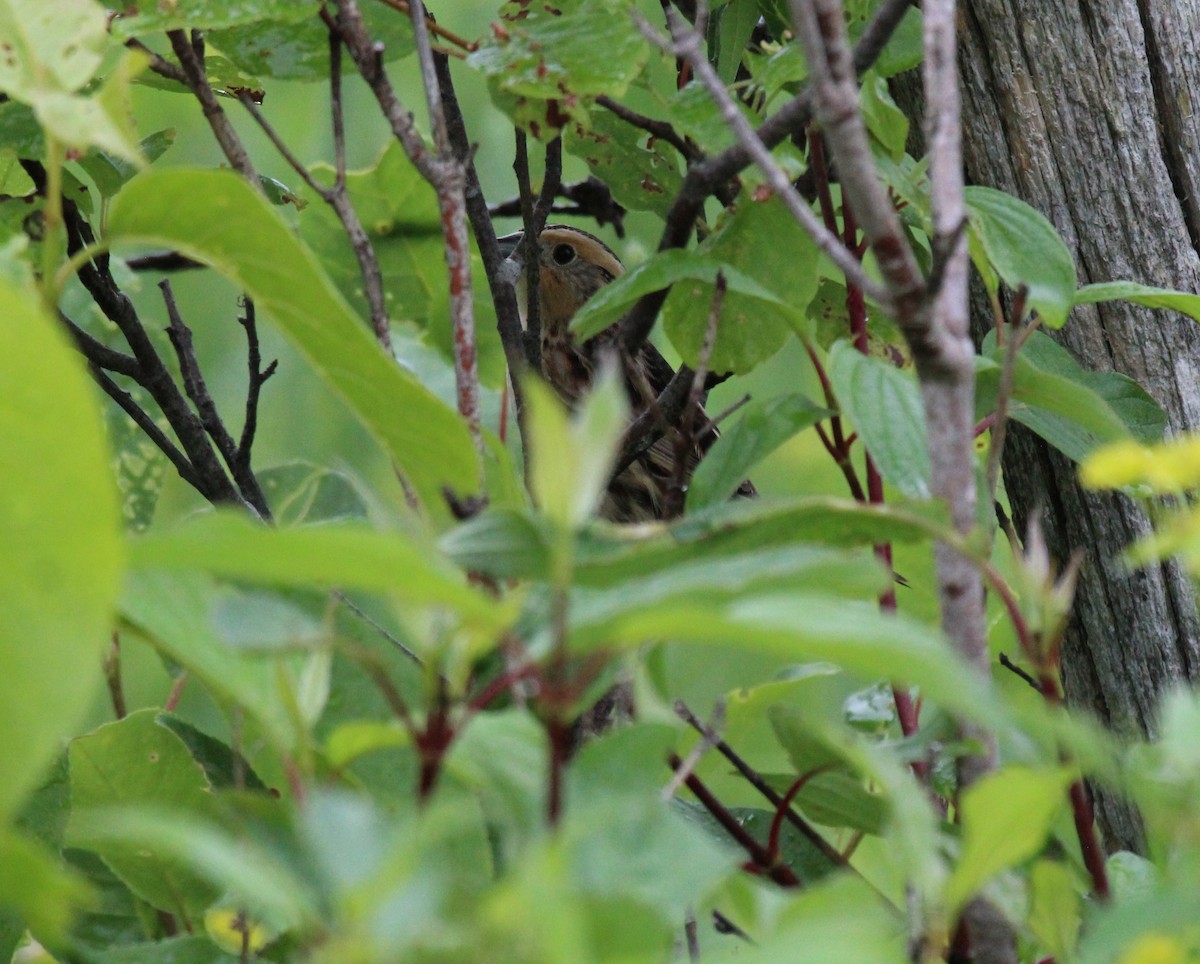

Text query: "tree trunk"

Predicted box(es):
[902, 1, 1200, 853]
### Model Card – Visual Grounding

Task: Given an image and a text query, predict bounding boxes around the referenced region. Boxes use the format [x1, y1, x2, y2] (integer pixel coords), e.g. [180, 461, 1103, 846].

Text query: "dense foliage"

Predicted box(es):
[5, 0, 1200, 961]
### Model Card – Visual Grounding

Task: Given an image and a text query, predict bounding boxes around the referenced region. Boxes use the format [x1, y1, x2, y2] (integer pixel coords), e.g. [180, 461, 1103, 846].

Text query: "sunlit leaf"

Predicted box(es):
[0, 276, 122, 823]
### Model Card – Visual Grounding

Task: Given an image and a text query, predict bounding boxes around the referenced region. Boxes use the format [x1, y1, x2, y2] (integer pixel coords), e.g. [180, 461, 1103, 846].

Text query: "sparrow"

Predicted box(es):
[498, 224, 750, 523]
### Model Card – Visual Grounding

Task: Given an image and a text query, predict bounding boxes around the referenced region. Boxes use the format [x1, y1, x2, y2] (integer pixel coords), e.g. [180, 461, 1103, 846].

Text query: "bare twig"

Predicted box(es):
[235, 298, 277, 471]
[675, 701, 849, 871]
[431, 53, 530, 443]
[104, 633, 127, 720]
[236, 31, 391, 345]
[616, 0, 915, 355]
[984, 286, 1029, 503]
[125, 38, 186, 84]
[514, 131, 545, 369]
[89, 366, 199, 488]
[166, 30, 260, 188]
[329, 0, 483, 466]
[489, 176, 627, 235]
[648, 9, 889, 306]
[161, 280, 271, 517]
[596, 94, 702, 164]
[664, 273, 725, 517]
[667, 752, 802, 888]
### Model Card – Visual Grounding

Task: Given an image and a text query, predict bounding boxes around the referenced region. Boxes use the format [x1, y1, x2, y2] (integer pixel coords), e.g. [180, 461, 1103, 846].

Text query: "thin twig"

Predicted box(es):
[90, 366, 200, 488]
[161, 280, 271, 517]
[667, 752, 802, 888]
[334, 591, 426, 668]
[431, 53, 531, 450]
[410, 0, 482, 461]
[616, 0, 916, 355]
[665, 273, 725, 517]
[235, 298, 277, 471]
[646, 9, 889, 307]
[674, 701, 849, 871]
[374, 0, 480, 52]
[514, 131, 544, 370]
[104, 633, 127, 720]
[984, 285, 1029, 503]
[596, 94, 702, 163]
[489, 176, 626, 235]
[167, 30, 260, 188]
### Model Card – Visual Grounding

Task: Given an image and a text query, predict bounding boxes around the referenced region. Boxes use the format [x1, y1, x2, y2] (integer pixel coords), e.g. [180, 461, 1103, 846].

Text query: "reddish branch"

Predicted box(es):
[328, 0, 483, 467]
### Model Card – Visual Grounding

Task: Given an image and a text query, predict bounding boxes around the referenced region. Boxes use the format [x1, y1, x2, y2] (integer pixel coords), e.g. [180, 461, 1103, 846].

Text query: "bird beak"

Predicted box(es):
[496, 230, 524, 285]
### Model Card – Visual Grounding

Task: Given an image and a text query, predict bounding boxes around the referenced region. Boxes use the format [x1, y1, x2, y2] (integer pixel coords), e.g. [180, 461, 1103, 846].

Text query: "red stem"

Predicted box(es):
[766, 767, 832, 859]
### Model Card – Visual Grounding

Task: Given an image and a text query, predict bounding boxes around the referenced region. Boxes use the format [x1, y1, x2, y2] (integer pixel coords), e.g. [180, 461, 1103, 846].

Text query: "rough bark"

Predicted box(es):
[901, 1, 1200, 852]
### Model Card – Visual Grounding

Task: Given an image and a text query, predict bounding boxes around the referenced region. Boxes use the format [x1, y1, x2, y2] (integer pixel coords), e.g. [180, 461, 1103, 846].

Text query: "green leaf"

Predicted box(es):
[67, 710, 221, 919]
[574, 496, 945, 582]
[980, 330, 1163, 461]
[524, 365, 629, 529]
[211, 5, 413, 81]
[711, 873, 906, 961]
[0, 276, 122, 823]
[599, 591, 1009, 729]
[707, 0, 760, 84]
[0, 0, 107, 97]
[568, 546, 890, 652]
[120, 571, 308, 751]
[298, 143, 507, 389]
[570, 247, 791, 343]
[859, 71, 908, 159]
[828, 341, 931, 499]
[563, 106, 683, 218]
[78, 128, 176, 199]
[943, 766, 1070, 914]
[663, 195, 820, 373]
[0, 830, 91, 945]
[965, 186, 1076, 328]
[110, 0, 316, 36]
[688, 394, 830, 511]
[258, 461, 369, 525]
[86, 936, 242, 964]
[1076, 279, 1200, 322]
[71, 806, 319, 930]
[0, 0, 148, 165]
[440, 507, 553, 581]
[129, 509, 508, 629]
[762, 768, 888, 834]
[1027, 860, 1082, 962]
[106, 168, 480, 511]
[469, 0, 652, 138]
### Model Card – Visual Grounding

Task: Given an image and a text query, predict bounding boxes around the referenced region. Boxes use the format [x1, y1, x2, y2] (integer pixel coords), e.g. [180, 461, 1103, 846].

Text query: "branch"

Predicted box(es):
[664, 273, 724, 517]
[787, 0, 924, 326]
[166, 30, 260, 188]
[489, 175, 627, 235]
[616, 0, 917, 354]
[407, 0, 482, 462]
[236, 297, 277, 469]
[596, 94, 702, 164]
[39, 167, 245, 507]
[90, 365, 200, 489]
[328, 0, 484, 468]
[161, 281, 271, 517]
[667, 753, 801, 888]
[431, 52, 531, 442]
[236, 30, 391, 346]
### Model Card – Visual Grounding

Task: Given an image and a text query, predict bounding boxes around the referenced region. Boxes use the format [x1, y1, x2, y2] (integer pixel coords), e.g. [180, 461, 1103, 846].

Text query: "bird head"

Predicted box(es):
[497, 224, 624, 334]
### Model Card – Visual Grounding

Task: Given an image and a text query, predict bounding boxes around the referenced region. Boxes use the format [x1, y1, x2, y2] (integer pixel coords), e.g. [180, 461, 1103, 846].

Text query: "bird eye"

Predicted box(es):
[551, 243, 576, 266]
